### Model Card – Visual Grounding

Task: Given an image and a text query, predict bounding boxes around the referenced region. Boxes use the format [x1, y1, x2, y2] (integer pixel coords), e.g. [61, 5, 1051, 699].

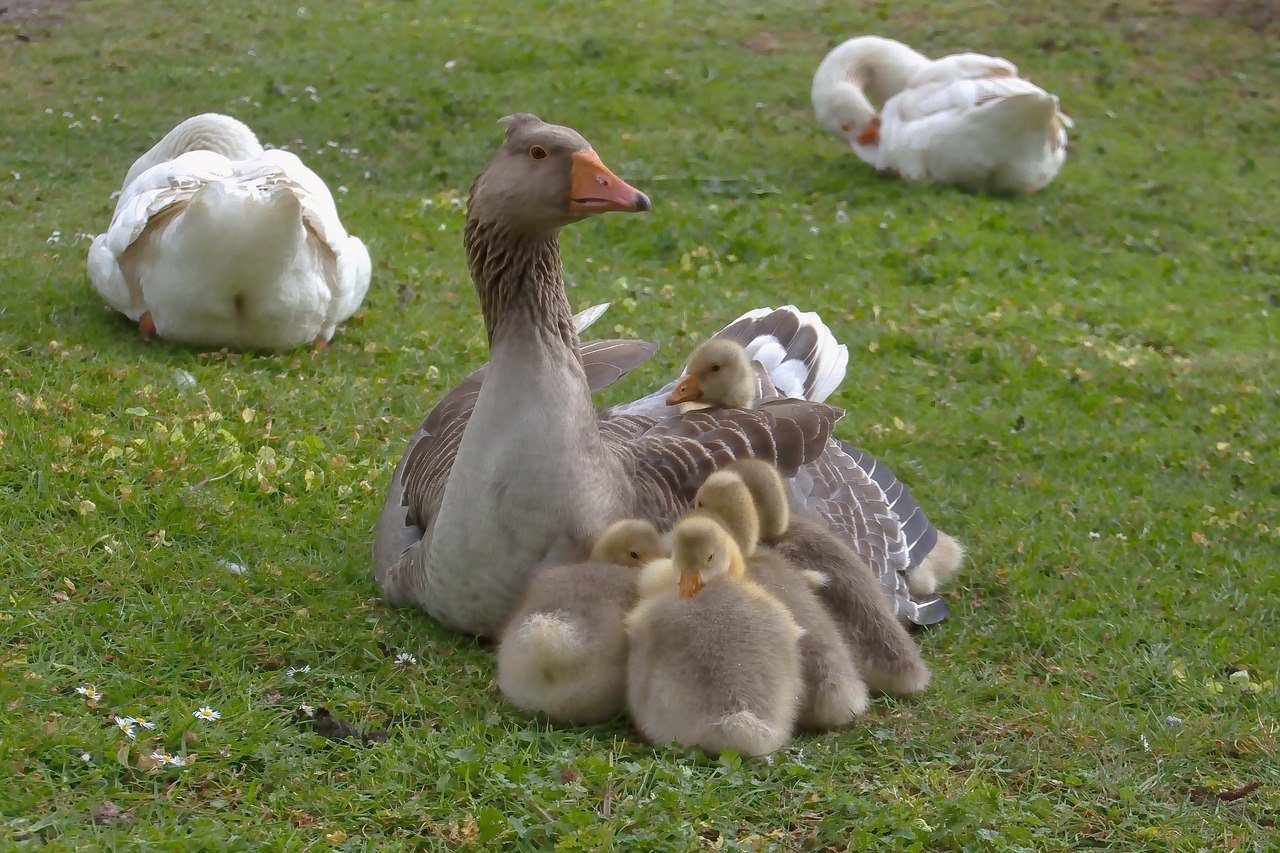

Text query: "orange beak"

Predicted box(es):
[678, 569, 705, 599]
[856, 115, 882, 147]
[665, 373, 701, 406]
[568, 149, 651, 214]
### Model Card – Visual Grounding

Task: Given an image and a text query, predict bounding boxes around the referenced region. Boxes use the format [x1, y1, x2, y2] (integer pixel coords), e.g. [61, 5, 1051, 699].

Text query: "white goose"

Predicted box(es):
[812, 36, 1072, 194]
[371, 114, 961, 638]
[87, 113, 371, 349]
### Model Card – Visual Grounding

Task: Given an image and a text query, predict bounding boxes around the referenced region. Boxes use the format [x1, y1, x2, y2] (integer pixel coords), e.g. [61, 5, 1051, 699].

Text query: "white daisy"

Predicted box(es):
[75, 686, 104, 701]
[130, 716, 157, 730]
[394, 652, 417, 666]
[285, 665, 311, 677]
[193, 706, 221, 721]
[150, 750, 184, 767]
[298, 703, 315, 717]
[113, 716, 137, 739]
[79, 752, 93, 763]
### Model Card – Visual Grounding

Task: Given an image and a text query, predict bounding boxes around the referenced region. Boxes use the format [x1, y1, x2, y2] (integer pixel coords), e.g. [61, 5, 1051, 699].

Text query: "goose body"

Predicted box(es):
[667, 338, 965, 624]
[813, 36, 1071, 194]
[372, 115, 847, 638]
[372, 114, 960, 638]
[625, 515, 803, 756]
[496, 518, 665, 724]
[87, 113, 371, 349]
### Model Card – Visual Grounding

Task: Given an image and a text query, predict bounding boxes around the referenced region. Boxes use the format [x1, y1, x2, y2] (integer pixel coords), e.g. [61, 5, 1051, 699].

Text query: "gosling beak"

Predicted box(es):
[678, 569, 705, 599]
[665, 373, 701, 406]
[568, 149, 651, 214]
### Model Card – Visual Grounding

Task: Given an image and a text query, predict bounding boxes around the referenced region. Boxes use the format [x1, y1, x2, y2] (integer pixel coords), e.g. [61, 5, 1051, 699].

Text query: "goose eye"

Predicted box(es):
[529, 145, 548, 161]
[710, 363, 721, 373]
[706, 554, 713, 565]
[629, 550, 640, 561]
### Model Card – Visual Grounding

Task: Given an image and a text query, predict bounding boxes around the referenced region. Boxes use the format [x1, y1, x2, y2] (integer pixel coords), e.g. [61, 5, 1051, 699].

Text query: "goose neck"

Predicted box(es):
[464, 219, 580, 354]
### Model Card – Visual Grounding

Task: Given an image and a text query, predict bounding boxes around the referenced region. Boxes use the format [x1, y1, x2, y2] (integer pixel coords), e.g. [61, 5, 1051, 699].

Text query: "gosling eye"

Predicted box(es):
[629, 550, 640, 561]
[710, 363, 721, 373]
[529, 145, 549, 160]
[706, 554, 713, 565]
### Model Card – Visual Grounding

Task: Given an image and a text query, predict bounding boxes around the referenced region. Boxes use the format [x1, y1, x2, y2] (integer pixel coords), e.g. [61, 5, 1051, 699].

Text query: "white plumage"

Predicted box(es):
[87, 113, 371, 349]
[812, 36, 1072, 194]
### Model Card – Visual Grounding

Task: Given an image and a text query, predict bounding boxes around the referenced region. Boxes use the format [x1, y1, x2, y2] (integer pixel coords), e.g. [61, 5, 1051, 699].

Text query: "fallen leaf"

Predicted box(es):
[90, 800, 135, 827]
[1188, 781, 1261, 804]
[311, 707, 390, 746]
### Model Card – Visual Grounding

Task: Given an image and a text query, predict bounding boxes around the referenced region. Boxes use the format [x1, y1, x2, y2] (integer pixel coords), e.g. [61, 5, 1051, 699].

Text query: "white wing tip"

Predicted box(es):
[572, 302, 611, 333]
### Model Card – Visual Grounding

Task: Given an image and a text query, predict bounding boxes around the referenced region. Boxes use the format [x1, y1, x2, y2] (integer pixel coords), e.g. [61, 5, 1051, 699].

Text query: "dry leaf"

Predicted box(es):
[91, 800, 135, 826]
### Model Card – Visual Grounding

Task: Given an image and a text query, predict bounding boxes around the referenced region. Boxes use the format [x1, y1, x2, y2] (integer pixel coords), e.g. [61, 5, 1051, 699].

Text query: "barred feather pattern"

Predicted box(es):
[791, 442, 950, 625]
[618, 400, 842, 530]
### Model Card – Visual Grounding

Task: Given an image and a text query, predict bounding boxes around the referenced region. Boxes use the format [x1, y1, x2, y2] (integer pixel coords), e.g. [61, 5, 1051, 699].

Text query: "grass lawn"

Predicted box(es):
[2, 0, 1277, 849]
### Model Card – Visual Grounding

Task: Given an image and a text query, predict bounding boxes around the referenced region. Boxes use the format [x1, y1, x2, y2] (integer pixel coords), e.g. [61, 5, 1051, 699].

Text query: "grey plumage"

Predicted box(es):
[746, 550, 870, 727]
[371, 335, 653, 590]
[496, 518, 663, 724]
[371, 114, 960, 638]
[626, 576, 804, 756]
[625, 517, 803, 756]
[665, 335, 958, 626]
[496, 560, 639, 725]
[724, 459, 931, 696]
[692, 470, 868, 728]
[772, 516, 931, 695]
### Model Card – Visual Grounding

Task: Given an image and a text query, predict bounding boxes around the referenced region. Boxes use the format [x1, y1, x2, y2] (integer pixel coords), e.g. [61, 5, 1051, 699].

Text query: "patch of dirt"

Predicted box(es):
[739, 26, 830, 56]
[742, 32, 783, 55]
[1177, 0, 1279, 27]
[0, 0, 84, 27]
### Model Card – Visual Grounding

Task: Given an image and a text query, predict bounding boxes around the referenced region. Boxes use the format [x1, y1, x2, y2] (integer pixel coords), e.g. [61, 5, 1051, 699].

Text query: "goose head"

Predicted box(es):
[811, 36, 929, 156]
[590, 518, 666, 567]
[671, 515, 746, 599]
[691, 470, 761, 558]
[467, 113, 650, 239]
[666, 339, 755, 408]
[723, 458, 791, 541]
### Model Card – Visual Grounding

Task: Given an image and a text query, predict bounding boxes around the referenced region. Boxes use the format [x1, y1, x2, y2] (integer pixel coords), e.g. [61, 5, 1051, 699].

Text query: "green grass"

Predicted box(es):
[2, 0, 1277, 849]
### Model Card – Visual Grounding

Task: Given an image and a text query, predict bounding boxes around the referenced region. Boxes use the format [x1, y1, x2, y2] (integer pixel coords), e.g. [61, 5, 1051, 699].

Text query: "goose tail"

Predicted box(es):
[496, 613, 624, 724]
[712, 306, 849, 403]
[711, 710, 789, 757]
[501, 613, 586, 674]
